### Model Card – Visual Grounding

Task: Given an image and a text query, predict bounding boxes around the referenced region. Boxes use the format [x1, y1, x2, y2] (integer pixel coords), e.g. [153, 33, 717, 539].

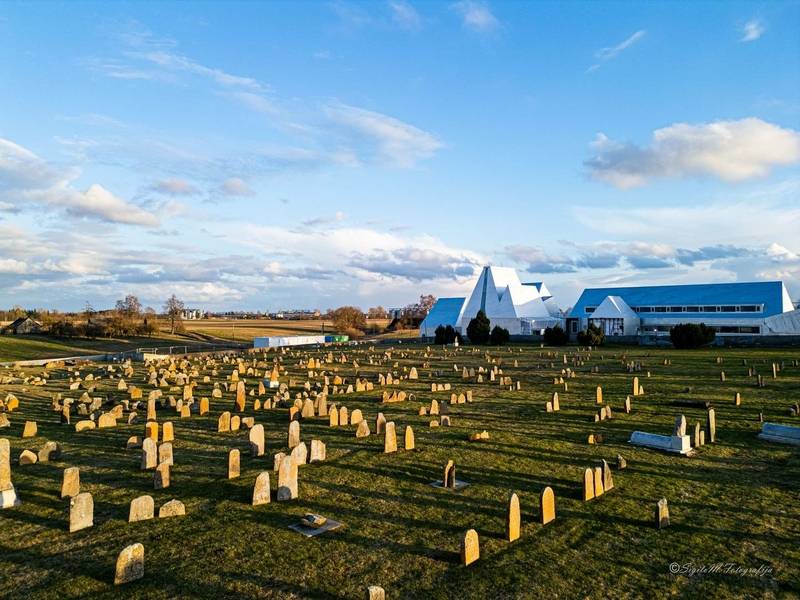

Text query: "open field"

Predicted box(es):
[180, 318, 393, 343]
[0, 335, 193, 364]
[1, 343, 799, 599]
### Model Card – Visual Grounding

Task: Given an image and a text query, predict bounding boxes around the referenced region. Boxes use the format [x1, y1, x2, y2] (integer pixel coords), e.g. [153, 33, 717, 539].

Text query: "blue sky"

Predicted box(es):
[1, 0, 799, 312]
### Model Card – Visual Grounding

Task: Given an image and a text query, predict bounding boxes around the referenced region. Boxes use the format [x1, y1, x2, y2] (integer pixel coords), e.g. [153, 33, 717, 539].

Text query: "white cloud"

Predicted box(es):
[741, 19, 765, 43]
[220, 177, 254, 196]
[389, 0, 422, 30]
[586, 118, 800, 188]
[152, 178, 198, 195]
[0, 137, 159, 226]
[325, 103, 443, 167]
[450, 1, 499, 32]
[587, 30, 646, 72]
[132, 50, 263, 91]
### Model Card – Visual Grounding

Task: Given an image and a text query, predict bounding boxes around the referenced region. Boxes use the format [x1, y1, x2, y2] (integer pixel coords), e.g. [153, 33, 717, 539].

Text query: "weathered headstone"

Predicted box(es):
[141, 438, 157, 470]
[249, 424, 265, 457]
[114, 543, 144, 585]
[404, 426, 415, 451]
[288, 421, 300, 449]
[656, 498, 670, 529]
[129, 495, 154, 522]
[69, 492, 93, 532]
[384, 421, 397, 453]
[461, 529, 480, 566]
[228, 448, 240, 479]
[277, 455, 298, 501]
[154, 462, 170, 489]
[506, 492, 520, 542]
[252, 471, 271, 506]
[61, 467, 80, 498]
[583, 468, 594, 501]
[706, 408, 716, 442]
[158, 499, 185, 518]
[540, 486, 555, 525]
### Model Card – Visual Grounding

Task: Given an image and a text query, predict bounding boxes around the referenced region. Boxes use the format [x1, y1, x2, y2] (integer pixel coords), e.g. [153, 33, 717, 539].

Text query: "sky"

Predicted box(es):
[1, 0, 799, 313]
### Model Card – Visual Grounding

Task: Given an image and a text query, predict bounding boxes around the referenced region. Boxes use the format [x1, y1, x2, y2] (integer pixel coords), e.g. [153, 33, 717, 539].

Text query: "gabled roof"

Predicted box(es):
[568, 281, 791, 318]
[419, 297, 466, 331]
[592, 296, 637, 319]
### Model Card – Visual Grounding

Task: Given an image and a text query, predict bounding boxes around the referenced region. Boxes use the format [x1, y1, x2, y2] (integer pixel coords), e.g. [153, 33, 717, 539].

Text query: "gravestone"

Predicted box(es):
[249, 424, 265, 457]
[384, 421, 397, 453]
[154, 463, 170, 489]
[69, 492, 93, 532]
[616, 454, 627, 469]
[540, 486, 555, 525]
[367, 586, 386, 600]
[444, 460, 456, 488]
[656, 498, 670, 529]
[291, 441, 308, 465]
[158, 442, 173, 466]
[218, 412, 231, 433]
[350, 409, 363, 425]
[461, 529, 480, 566]
[288, 421, 300, 449]
[22, 421, 37, 438]
[114, 543, 144, 585]
[61, 467, 80, 498]
[404, 426, 415, 451]
[129, 495, 154, 522]
[141, 438, 157, 470]
[376, 413, 386, 434]
[310, 439, 326, 462]
[277, 455, 298, 501]
[356, 420, 370, 438]
[706, 408, 716, 442]
[593, 466, 604, 497]
[158, 499, 185, 518]
[228, 449, 240, 479]
[673, 414, 687, 437]
[252, 472, 271, 506]
[602, 459, 614, 491]
[583, 468, 594, 501]
[162, 421, 174, 442]
[145, 421, 158, 443]
[506, 492, 520, 542]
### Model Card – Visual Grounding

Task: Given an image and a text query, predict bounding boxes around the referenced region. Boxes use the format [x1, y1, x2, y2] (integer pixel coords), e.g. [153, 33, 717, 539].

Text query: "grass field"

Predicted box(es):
[1, 342, 798, 599]
[0, 335, 190, 364]
[180, 318, 393, 343]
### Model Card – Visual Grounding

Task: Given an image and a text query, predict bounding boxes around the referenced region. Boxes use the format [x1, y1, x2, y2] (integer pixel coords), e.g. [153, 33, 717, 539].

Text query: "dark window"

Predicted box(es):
[740, 305, 759, 312]
[702, 306, 718, 312]
[654, 306, 668, 313]
[669, 306, 683, 312]
[585, 307, 595, 314]
[685, 306, 700, 312]
[721, 306, 736, 312]
[740, 326, 760, 334]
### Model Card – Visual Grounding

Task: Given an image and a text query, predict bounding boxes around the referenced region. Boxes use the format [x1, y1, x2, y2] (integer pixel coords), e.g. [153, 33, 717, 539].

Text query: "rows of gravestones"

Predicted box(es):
[1, 343, 798, 596]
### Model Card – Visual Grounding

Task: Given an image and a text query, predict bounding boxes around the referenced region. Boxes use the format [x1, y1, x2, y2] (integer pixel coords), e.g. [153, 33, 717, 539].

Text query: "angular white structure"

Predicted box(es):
[419, 266, 562, 337]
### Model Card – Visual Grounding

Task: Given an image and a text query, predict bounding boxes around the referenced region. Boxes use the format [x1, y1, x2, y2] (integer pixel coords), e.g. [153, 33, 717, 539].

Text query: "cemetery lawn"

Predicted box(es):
[0, 335, 189, 363]
[1, 343, 799, 599]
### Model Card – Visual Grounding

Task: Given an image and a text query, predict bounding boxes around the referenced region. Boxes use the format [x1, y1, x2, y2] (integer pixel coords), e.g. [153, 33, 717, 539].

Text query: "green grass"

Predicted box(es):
[0, 335, 219, 363]
[1, 343, 798, 599]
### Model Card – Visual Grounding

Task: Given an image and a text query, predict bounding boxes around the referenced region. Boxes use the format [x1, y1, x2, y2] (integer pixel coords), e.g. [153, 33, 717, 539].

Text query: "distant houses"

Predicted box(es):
[0, 316, 42, 335]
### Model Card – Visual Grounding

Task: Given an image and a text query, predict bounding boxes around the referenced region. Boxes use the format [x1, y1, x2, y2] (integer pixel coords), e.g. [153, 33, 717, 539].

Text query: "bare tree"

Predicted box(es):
[164, 294, 185, 334]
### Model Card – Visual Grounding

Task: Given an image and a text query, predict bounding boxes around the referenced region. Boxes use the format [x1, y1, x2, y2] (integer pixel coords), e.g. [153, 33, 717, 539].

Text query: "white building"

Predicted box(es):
[419, 266, 562, 337]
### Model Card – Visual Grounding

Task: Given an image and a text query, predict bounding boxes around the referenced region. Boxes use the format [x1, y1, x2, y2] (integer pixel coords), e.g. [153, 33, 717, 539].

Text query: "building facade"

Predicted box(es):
[566, 281, 798, 338]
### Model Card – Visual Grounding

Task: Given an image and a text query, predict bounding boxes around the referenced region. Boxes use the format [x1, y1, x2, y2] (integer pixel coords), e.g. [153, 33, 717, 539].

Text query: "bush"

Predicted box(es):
[489, 325, 510, 346]
[434, 324, 460, 345]
[543, 325, 568, 346]
[577, 323, 605, 346]
[466, 311, 491, 345]
[670, 323, 716, 349]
